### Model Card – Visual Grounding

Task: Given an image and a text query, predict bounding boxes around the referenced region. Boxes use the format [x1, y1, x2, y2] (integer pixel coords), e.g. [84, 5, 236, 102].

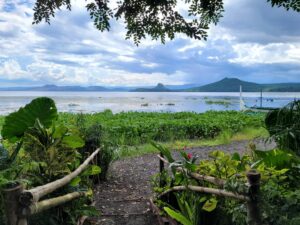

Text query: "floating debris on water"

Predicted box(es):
[68, 103, 80, 107]
[205, 99, 231, 107]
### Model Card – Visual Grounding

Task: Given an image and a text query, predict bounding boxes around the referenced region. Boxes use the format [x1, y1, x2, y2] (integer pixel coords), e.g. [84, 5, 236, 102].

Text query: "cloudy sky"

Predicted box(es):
[0, 0, 300, 87]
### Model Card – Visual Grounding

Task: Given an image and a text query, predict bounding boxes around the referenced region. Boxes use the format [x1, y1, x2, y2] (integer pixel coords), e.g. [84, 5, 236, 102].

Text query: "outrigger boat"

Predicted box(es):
[239, 86, 279, 112]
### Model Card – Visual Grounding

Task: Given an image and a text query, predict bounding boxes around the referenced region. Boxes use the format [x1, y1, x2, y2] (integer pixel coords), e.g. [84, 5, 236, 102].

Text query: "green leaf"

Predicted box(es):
[0, 144, 9, 167]
[82, 165, 101, 176]
[79, 206, 99, 217]
[2, 97, 57, 140]
[151, 142, 174, 163]
[254, 149, 297, 169]
[231, 152, 241, 161]
[163, 207, 192, 225]
[209, 150, 225, 159]
[199, 196, 207, 203]
[69, 177, 81, 187]
[202, 198, 218, 212]
[184, 201, 193, 221]
[63, 135, 85, 148]
[53, 125, 68, 138]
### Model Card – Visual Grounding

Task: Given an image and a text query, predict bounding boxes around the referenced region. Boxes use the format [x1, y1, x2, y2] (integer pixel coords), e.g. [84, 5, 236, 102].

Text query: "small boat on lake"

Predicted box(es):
[239, 86, 279, 112]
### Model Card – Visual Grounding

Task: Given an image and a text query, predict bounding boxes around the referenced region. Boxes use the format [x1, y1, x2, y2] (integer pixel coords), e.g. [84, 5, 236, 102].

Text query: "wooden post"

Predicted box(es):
[246, 170, 261, 225]
[159, 152, 165, 187]
[3, 183, 27, 225]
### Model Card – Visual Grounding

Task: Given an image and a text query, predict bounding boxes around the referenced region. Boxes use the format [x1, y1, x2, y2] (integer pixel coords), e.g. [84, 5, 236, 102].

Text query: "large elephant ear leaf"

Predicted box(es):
[1, 97, 58, 140]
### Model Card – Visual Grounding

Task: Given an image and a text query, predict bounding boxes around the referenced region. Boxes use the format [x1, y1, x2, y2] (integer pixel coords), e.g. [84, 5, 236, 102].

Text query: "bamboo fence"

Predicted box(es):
[156, 153, 261, 225]
[3, 148, 101, 225]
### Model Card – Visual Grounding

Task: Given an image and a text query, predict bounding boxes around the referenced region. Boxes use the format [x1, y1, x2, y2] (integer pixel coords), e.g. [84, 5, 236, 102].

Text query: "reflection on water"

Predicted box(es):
[0, 91, 299, 115]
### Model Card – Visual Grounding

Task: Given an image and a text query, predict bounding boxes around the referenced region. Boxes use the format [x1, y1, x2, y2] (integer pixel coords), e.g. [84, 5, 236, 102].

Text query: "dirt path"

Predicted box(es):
[92, 139, 274, 225]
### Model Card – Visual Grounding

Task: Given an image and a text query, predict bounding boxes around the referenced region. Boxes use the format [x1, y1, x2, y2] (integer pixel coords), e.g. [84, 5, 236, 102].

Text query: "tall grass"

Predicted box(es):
[116, 127, 269, 158]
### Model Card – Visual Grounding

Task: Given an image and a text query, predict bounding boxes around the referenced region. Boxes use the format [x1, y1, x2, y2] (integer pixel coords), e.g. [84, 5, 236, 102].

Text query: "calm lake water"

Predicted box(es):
[0, 91, 299, 115]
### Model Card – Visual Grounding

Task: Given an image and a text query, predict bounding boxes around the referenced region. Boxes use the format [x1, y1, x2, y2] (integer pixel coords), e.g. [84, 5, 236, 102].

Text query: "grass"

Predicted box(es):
[116, 127, 269, 158]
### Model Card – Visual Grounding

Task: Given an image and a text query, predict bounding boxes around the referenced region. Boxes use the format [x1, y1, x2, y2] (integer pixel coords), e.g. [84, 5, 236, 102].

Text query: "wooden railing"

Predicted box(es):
[157, 153, 261, 225]
[3, 148, 101, 225]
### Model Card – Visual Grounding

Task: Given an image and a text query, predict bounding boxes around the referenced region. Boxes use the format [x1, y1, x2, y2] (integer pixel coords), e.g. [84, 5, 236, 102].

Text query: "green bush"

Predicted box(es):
[152, 144, 300, 225]
[265, 100, 300, 156]
[0, 98, 100, 224]
[76, 116, 116, 182]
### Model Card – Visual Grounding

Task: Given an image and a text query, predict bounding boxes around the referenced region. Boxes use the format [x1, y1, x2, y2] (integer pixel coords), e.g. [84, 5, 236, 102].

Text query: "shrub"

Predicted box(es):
[152, 143, 300, 225]
[265, 100, 300, 156]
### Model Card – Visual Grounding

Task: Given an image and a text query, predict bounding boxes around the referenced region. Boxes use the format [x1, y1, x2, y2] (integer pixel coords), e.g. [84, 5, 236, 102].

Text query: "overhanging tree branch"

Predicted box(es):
[31, 0, 300, 45]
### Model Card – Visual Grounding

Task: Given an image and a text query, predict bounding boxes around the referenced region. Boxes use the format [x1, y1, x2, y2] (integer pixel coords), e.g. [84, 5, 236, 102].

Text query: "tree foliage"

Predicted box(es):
[267, 0, 300, 11]
[32, 0, 300, 44]
[265, 100, 300, 156]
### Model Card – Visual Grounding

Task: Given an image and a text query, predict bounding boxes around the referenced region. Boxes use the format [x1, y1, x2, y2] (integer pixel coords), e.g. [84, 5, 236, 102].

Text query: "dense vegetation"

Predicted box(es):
[0, 98, 113, 224]
[153, 100, 300, 225]
[56, 110, 264, 146]
[153, 146, 300, 225]
[1, 97, 299, 225]
[0, 97, 264, 224]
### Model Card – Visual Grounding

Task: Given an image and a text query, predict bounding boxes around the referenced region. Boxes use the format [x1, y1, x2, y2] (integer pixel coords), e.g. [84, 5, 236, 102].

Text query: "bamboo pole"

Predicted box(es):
[246, 170, 261, 225]
[19, 148, 100, 206]
[158, 185, 249, 201]
[20, 192, 87, 216]
[157, 155, 225, 187]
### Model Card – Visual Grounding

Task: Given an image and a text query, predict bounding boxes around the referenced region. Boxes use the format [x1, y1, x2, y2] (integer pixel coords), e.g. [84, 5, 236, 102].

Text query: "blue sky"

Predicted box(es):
[0, 0, 300, 87]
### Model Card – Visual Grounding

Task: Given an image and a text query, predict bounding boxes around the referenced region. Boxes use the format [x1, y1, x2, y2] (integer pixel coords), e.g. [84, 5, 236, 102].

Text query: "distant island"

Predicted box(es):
[131, 83, 173, 92]
[1, 78, 300, 92]
[0, 85, 128, 92]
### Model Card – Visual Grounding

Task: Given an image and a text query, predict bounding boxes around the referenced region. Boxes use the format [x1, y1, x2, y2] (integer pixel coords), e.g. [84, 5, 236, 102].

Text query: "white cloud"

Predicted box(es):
[142, 62, 159, 68]
[1, 0, 300, 87]
[116, 55, 137, 62]
[229, 43, 300, 65]
[0, 57, 186, 86]
[207, 56, 220, 61]
[0, 60, 28, 79]
[178, 40, 206, 52]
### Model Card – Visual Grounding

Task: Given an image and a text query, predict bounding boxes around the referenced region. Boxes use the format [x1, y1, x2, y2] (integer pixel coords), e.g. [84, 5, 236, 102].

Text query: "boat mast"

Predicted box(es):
[260, 89, 263, 108]
[240, 85, 243, 111]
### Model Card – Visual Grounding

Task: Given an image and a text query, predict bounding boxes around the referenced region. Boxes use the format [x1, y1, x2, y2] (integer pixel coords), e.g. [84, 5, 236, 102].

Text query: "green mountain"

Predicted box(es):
[186, 78, 300, 92]
[261, 83, 300, 92]
[131, 83, 172, 92]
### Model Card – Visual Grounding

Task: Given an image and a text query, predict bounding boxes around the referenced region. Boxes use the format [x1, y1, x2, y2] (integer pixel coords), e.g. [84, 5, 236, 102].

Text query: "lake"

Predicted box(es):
[0, 91, 299, 115]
